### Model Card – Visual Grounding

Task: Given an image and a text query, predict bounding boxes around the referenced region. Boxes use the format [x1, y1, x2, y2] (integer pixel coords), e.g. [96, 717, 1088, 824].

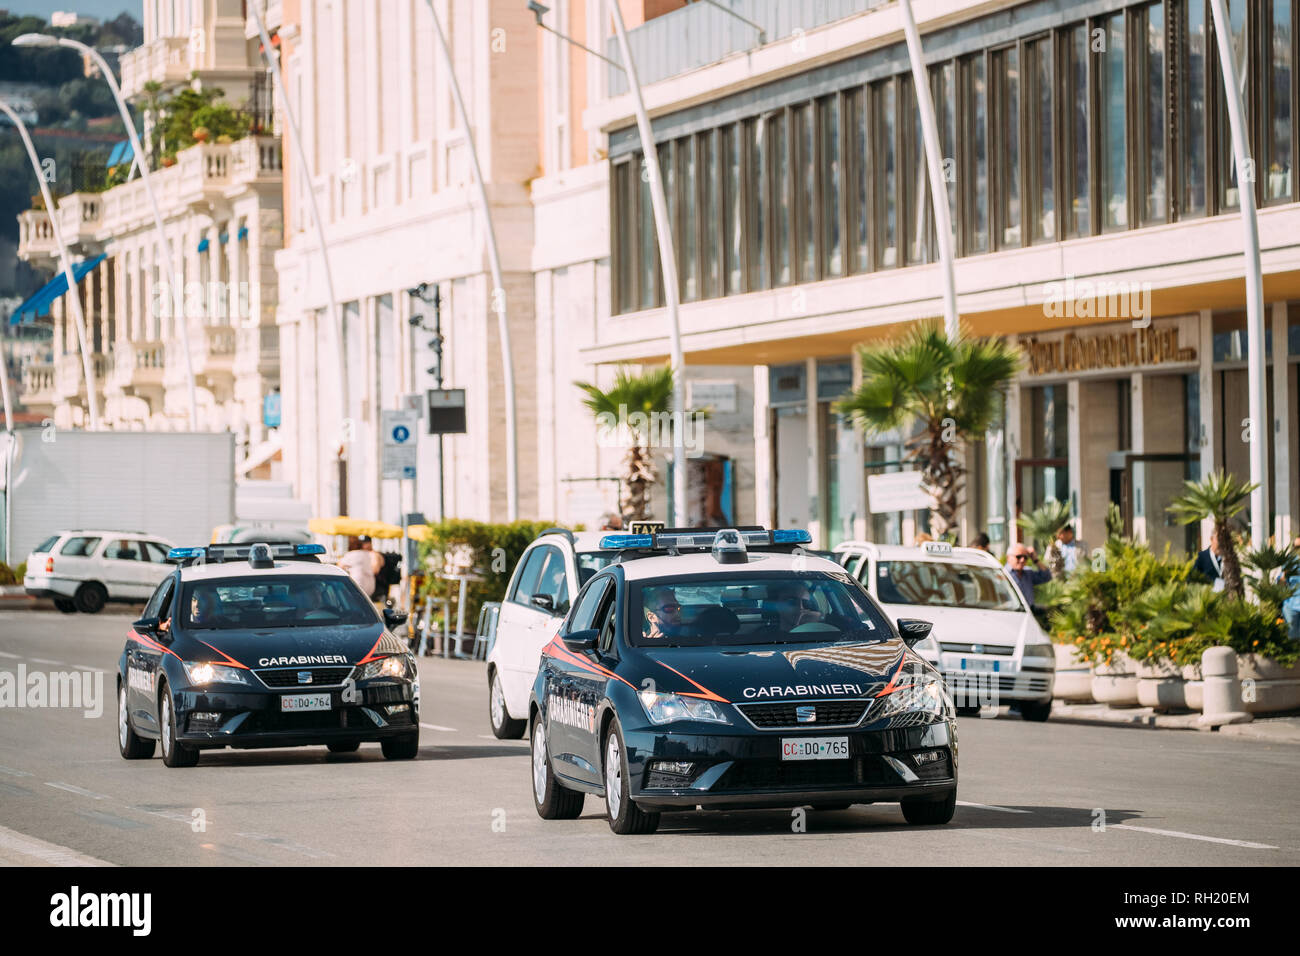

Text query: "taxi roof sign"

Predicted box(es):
[921, 540, 954, 556]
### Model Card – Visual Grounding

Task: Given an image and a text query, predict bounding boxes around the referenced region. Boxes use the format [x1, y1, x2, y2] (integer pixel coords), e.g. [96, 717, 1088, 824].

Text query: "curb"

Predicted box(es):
[1049, 702, 1300, 743]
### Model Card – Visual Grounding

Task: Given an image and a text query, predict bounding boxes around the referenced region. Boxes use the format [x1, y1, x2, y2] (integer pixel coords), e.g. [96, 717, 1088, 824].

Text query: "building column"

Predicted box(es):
[805, 357, 823, 548]
[1272, 301, 1293, 541]
[1197, 309, 1216, 547]
[1004, 335, 1022, 545]
[752, 365, 772, 529]
[1067, 377, 1083, 536]
[1129, 372, 1146, 542]
[849, 353, 867, 542]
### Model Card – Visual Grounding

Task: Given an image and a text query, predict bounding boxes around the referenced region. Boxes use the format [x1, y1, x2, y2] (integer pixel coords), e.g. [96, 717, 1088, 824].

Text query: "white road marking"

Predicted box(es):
[45, 782, 110, 800]
[1111, 824, 1278, 849]
[419, 723, 458, 732]
[72, 665, 101, 672]
[0, 652, 20, 659]
[0, 822, 114, 866]
[30, 658, 62, 665]
[956, 800, 1032, 814]
[0, 765, 33, 778]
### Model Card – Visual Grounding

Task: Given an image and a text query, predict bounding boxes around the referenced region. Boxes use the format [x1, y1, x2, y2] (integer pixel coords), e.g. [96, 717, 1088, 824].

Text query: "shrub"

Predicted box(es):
[0, 561, 25, 585]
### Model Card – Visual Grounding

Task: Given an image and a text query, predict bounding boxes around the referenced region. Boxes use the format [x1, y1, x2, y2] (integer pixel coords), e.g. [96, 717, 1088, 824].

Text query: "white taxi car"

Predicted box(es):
[23, 529, 176, 614]
[486, 528, 618, 738]
[833, 540, 1055, 720]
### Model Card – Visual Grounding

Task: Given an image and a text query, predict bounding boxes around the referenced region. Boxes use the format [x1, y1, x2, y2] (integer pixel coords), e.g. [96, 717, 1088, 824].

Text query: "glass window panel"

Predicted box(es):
[993, 46, 1021, 247]
[1215, 0, 1248, 211]
[1267, 0, 1293, 201]
[821, 95, 844, 277]
[638, 152, 659, 309]
[1027, 37, 1055, 241]
[967, 54, 990, 253]
[700, 132, 721, 298]
[747, 117, 770, 292]
[615, 161, 634, 313]
[772, 111, 792, 287]
[723, 124, 743, 294]
[796, 103, 817, 281]
[660, 142, 675, 297]
[678, 137, 698, 302]
[1182, 0, 1208, 217]
[850, 88, 870, 271]
[1140, 3, 1167, 225]
[1099, 14, 1128, 230]
[873, 78, 898, 268]
[902, 72, 932, 265]
[936, 62, 957, 253]
[1063, 25, 1090, 237]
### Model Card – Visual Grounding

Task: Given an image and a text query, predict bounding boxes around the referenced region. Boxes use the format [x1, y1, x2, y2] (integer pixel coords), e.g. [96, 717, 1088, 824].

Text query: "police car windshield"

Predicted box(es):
[629, 571, 891, 647]
[180, 575, 378, 629]
[876, 561, 1023, 612]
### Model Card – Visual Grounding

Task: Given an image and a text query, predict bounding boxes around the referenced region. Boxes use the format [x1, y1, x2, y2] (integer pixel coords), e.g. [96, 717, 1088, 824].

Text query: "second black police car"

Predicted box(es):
[529, 528, 957, 834]
[117, 542, 418, 767]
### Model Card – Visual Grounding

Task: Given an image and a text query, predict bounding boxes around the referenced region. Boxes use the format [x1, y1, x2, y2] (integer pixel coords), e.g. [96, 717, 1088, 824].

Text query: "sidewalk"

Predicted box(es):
[1050, 700, 1300, 743]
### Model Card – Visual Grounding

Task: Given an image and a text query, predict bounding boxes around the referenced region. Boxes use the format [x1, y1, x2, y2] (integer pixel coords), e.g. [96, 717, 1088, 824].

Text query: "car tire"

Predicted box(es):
[380, 732, 419, 759]
[901, 789, 956, 825]
[158, 682, 199, 768]
[488, 668, 525, 740]
[327, 740, 361, 753]
[74, 581, 107, 614]
[117, 684, 155, 759]
[530, 718, 584, 820]
[1019, 699, 1052, 722]
[603, 719, 659, 835]
[54, 598, 77, 614]
[955, 705, 981, 717]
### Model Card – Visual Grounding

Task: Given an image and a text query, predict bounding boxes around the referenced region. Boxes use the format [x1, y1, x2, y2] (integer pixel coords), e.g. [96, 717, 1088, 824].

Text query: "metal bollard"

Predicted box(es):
[1197, 646, 1253, 728]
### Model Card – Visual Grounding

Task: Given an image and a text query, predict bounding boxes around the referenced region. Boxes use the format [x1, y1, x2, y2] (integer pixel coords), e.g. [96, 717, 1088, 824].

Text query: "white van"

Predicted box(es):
[833, 540, 1056, 720]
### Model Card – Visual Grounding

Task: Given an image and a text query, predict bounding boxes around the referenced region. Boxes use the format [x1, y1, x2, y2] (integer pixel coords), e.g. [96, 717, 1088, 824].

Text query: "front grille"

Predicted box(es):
[938, 642, 1015, 656]
[736, 699, 870, 730]
[244, 707, 374, 733]
[186, 713, 223, 733]
[943, 672, 1050, 699]
[718, 755, 898, 790]
[255, 666, 355, 688]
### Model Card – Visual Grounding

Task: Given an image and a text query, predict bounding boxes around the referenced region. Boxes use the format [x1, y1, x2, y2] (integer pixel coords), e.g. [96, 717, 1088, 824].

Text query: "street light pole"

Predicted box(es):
[15, 33, 197, 431]
[898, 0, 959, 342]
[0, 96, 101, 431]
[1208, 0, 1269, 548]
[422, 0, 519, 522]
[246, 1, 351, 516]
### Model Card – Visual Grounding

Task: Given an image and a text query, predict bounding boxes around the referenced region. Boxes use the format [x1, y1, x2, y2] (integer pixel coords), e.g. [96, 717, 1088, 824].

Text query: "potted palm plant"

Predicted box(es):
[1167, 470, 1256, 599]
[1016, 499, 1073, 579]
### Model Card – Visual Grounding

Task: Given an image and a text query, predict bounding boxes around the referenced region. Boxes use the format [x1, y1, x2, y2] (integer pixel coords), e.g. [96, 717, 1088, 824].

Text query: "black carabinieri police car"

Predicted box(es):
[529, 528, 957, 834]
[116, 542, 418, 767]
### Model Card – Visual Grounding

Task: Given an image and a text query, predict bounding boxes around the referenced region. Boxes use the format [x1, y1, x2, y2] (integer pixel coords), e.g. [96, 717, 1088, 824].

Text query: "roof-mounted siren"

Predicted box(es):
[711, 528, 748, 564]
[247, 542, 276, 569]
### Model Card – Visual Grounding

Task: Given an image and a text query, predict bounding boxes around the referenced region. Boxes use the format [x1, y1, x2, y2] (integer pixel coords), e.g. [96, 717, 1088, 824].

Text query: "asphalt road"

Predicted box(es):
[1, 608, 1296, 866]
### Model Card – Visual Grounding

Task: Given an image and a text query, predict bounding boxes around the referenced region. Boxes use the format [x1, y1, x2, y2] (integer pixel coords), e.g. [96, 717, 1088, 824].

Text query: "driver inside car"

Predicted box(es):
[771, 582, 824, 630]
[189, 590, 223, 627]
[643, 588, 691, 641]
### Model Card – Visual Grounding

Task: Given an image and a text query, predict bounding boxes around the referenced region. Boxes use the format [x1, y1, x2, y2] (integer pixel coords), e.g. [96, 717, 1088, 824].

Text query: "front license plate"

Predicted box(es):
[781, 737, 850, 761]
[959, 657, 1000, 672]
[280, 693, 332, 712]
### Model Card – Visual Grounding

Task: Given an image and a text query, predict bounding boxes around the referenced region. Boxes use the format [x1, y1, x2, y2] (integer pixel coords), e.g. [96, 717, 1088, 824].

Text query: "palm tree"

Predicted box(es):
[835, 323, 1022, 538]
[1016, 499, 1073, 578]
[575, 364, 675, 522]
[1166, 470, 1257, 599]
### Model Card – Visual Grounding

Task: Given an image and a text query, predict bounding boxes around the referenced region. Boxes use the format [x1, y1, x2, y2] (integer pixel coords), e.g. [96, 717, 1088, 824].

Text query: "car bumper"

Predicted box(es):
[24, 575, 77, 599]
[171, 681, 418, 750]
[624, 719, 957, 810]
[942, 669, 1055, 703]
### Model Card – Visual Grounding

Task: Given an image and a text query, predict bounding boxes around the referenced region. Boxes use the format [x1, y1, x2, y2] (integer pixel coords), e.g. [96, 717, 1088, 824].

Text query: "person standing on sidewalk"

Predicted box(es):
[339, 535, 383, 602]
[1007, 543, 1052, 612]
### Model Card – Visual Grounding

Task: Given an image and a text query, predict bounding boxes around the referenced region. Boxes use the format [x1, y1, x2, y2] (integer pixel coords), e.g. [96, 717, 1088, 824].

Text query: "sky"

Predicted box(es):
[2, 1, 139, 20]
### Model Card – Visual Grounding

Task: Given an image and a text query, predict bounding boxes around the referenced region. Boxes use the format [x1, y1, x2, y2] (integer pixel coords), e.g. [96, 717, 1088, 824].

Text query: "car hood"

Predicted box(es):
[179, 623, 399, 668]
[637, 637, 914, 703]
[877, 604, 1046, 647]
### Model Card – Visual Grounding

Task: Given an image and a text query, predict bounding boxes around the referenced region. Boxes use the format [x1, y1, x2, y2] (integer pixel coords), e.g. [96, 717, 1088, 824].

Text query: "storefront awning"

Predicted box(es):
[10, 253, 107, 326]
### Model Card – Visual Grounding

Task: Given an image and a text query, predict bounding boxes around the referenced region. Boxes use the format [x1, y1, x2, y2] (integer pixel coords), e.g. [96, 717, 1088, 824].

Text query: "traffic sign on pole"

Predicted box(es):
[382, 409, 419, 480]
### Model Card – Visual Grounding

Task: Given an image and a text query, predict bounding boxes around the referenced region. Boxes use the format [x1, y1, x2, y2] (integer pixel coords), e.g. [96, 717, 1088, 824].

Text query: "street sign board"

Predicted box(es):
[382, 409, 419, 480]
[428, 388, 467, 434]
[867, 471, 931, 513]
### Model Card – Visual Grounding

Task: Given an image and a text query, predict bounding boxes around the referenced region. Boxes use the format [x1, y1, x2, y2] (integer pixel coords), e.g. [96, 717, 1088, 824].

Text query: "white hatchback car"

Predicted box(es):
[23, 530, 175, 614]
[486, 529, 617, 738]
[833, 540, 1056, 720]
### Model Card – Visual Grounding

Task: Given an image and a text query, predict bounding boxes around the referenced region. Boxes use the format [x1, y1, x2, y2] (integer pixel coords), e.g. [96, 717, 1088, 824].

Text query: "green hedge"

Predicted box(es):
[0, 562, 25, 586]
[414, 520, 574, 630]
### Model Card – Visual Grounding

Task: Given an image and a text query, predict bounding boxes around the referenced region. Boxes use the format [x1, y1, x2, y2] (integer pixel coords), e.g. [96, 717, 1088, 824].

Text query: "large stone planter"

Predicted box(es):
[1236, 654, 1300, 714]
[1136, 657, 1192, 712]
[1092, 651, 1140, 707]
[1053, 643, 1094, 702]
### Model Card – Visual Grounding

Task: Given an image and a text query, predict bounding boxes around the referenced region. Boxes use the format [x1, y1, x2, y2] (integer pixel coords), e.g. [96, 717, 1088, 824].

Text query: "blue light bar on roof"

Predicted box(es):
[772, 529, 812, 545]
[295, 544, 326, 555]
[167, 547, 205, 560]
[599, 534, 654, 549]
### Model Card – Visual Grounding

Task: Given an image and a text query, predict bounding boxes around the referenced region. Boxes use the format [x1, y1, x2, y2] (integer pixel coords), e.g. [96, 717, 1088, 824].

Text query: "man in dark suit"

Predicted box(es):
[1194, 538, 1224, 591]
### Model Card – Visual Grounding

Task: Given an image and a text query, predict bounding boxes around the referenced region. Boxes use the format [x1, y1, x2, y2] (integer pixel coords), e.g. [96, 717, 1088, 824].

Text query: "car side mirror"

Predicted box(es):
[383, 607, 408, 630]
[530, 593, 555, 613]
[896, 618, 933, 647]
[132, 616, 159, 634]
[562, 628, 598, 653]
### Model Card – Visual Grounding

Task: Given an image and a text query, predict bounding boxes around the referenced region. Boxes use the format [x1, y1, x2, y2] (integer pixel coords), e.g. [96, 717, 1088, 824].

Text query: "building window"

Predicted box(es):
[795, 102, 818, 282]
[613, 159, 635, 314]
[872, 77, 898, 269]
[934, 62, 957, 254]
[1265, 0, 1294, 203]
[821, 94, 844, 278]
[1214, 0, 1249, 211]
[848, 87, 871, 272]
[962, 53, 990, 254]
[747, 116, 771, 292]
[992, 45, 1022, 249]
[902, 73, 933, 265]
[1136, 3, 1168, 225]
[700, 131, 722, 299]
[1062, 23, 1091, 237]
[723, 124, 743, 294]
[678, 136, 698, 302]
[638, 152, 659, 310]
[772, 110, 792, 287]
[1098, 12, 1129, 231]
[1181, 0, 1210, 217]
[1026, 35, 1056, 242]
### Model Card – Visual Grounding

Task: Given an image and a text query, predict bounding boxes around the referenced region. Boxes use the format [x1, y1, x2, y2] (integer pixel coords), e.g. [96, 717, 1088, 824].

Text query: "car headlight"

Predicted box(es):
[1023, 644, 1055, 658]
[183, 661, 254, 687]
[638, 690, 730, 725]
[876, 677, 954, 721]
[357, 655, 411, 680]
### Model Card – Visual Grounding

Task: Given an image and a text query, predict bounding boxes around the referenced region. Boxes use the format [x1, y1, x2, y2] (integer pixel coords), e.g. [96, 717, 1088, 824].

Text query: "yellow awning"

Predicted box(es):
[307, 517, 405, 539]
